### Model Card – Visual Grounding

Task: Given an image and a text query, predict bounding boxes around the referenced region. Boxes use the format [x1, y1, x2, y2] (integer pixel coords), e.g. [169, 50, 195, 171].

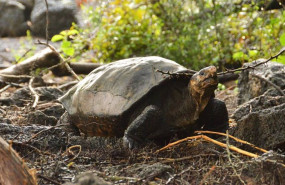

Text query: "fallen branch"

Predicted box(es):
[155, 135, 259, 158]
[0, 47, 60, 84]
[194, 130, 268, 153]
[0, 136, 37, 185]
[250, 73, 285, 96]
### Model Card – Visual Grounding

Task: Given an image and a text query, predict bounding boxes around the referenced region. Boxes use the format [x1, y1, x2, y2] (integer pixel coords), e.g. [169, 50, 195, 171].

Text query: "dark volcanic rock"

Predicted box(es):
[27, 110, 58, 126]
[31, 0, 78, 37]
[237, 61, 285, 105]
[233, 61, 285, 150]
[233, 94, 285, 122]
[0, 0, 29, 37]
[0, 87, 63, 106]
[233, 102, 285, 150]
[241, 151, 285, 185]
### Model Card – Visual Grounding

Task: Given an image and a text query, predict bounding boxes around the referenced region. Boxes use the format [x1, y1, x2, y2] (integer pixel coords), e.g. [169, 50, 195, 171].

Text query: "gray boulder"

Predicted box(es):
[232, 96, 285, 150]
[31, 0, 78, 37]
[0, 0, 29, 37]
[237, 61, 285, 105]
[233, 61, 285, 150]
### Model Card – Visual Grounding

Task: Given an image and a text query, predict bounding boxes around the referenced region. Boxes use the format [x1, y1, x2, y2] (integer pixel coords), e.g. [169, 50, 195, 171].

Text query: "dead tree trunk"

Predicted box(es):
[0, 137, 37, 185]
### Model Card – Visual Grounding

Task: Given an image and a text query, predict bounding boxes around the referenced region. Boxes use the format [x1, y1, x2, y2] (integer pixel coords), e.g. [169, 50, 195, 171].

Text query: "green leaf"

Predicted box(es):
[67, 29, 79, 36]
[248, 50, 258, 58]
[61, 41, 75, 56]
[276, 55, 285, 65]
[233, 51, 249, 61]
[280, 33, 285, 46]
[51, 35, 64, 42]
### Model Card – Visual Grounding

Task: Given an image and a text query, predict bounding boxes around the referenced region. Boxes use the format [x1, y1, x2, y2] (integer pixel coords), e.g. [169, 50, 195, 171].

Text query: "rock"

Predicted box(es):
[237, 61, 285, 105]
[0, 87, 63, 106]
[64, 172, 111, 185]
[232, 101, 285, 150]
[27, 110, 58, 126]
[124, 163, 173, 180]
[241, 151, 285, 185]
[232, 94, 285, 122]
[17, 0, 34, 19]
[31, 0, 78, 37]
[0, 0, 29, 37]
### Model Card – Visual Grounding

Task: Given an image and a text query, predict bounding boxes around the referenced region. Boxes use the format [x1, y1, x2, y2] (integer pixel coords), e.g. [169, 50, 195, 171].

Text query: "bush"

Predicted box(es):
[52, 0, 285, 70]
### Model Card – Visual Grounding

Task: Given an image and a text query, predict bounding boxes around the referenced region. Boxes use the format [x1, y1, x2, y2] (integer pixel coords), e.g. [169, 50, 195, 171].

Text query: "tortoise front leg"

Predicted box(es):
[123, 105, 162, 149]
[197, 98, 229, 134]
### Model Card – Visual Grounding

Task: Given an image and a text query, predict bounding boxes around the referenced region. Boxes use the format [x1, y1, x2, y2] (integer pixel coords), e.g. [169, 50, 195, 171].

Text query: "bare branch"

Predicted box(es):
[36, 40, 81, 81]
[217, 47, 285, 75]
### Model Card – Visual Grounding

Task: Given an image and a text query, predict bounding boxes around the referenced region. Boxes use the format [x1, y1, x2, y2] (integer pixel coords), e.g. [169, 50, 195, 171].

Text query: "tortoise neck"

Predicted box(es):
[189, 86, 213, 115]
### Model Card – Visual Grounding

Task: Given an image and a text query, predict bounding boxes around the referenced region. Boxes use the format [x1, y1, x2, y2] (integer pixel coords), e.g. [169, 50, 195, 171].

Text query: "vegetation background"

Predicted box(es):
[52, 0, 285, 70]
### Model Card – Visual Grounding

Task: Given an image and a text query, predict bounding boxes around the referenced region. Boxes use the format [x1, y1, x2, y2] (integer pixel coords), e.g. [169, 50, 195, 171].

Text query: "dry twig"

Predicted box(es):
[199, 165, 216, 185]
[28, 77, 39, 108]
[225, 131, 246, 185]
[64, 145, 82, 162]
[36, 40, 81, 81]
[0, 84, 11, 93]
[194, 130, 268, 153]
[155, 135, 259, 158]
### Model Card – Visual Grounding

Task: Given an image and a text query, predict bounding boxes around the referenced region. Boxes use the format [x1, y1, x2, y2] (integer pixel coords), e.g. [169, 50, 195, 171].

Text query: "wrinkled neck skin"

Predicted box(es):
[189, 84, 214, 119]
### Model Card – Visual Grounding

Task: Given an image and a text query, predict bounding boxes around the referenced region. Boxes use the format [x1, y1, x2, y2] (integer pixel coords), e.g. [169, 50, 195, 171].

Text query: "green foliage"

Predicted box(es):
[217, 83, 226, 91]
[53, 0, 285, 70]
[280, 33, 285, 46]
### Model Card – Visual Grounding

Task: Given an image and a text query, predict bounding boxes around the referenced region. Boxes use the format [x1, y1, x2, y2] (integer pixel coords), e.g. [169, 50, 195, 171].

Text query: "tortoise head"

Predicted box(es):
[189, 66, 218, 97]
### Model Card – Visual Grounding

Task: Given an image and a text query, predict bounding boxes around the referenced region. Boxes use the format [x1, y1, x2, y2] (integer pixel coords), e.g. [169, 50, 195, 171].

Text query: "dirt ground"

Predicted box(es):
[0, 37, 284, 185]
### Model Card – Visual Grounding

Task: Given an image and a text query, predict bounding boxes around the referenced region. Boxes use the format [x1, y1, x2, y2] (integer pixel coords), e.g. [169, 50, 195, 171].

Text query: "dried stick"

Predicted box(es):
[36, 40, 81, 81]
[250, 73, 285, 96]
[65, 145, 82, 162]
[0, 73, 32, 79]
[15, 49, 32, 63]
[24, 125, 57, 143]
[159, 154, 217, 164]
[217, 47, 285, 75]
[38, 174, 60, 185]
[28, 77, 40, 108]
[199, 165, 216, 185]
[194, 130, 268, 153]
[155, 135, 259, 158]
[155, 135, 202, 153]
[225, 131, 246, 185]
[0, 84, 11, 93]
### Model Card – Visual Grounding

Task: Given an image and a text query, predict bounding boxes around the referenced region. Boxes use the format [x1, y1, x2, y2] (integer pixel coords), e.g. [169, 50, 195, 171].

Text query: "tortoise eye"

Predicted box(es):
[199, 71, 205, 76]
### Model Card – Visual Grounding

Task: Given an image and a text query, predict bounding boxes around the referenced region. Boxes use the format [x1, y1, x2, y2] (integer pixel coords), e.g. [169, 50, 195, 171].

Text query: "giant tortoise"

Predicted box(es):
[59, 56, 229, 148]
